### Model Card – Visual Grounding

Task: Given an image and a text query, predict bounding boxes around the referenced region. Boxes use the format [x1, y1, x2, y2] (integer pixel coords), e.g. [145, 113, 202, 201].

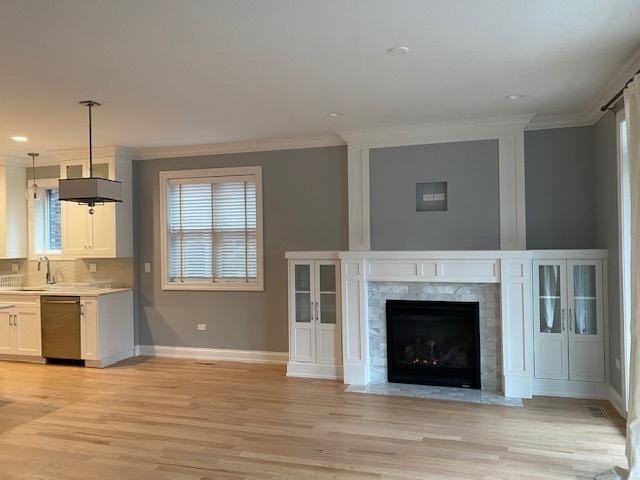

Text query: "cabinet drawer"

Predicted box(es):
[0, 295, 41, 307]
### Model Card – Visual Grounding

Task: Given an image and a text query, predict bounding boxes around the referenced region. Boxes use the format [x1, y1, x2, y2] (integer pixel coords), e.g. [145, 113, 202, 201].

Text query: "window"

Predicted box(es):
[29, 179, 62, 256]
[160, 166, 263, 291]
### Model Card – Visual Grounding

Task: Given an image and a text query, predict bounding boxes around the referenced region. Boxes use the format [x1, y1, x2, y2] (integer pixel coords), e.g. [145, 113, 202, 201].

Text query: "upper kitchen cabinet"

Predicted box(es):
[54, 146, 134, 258]
[0, 161, 28, 259]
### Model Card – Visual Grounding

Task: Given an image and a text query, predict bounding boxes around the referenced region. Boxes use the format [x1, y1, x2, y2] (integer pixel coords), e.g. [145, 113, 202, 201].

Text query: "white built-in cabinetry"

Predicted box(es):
[0, 162, 27, 259]
[55, 146, 134, 258]
[0, 297, 41, 357]
[285, 250, 609, 400]
[287, 253, 342, 379]
[533, 259, 606, 391]
[0, 291, 134, 367]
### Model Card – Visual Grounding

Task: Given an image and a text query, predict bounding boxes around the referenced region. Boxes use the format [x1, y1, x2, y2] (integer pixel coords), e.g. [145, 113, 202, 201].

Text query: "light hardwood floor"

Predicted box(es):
[0, 357, 627, 479]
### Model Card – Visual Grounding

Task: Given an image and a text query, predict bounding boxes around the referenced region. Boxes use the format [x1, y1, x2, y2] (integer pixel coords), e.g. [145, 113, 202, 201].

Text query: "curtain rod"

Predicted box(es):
[600, 68, 640, 112]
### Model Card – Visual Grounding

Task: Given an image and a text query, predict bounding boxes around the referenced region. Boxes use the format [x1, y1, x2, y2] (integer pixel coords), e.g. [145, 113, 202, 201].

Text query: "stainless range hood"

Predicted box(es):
[59, 100, 122, 213]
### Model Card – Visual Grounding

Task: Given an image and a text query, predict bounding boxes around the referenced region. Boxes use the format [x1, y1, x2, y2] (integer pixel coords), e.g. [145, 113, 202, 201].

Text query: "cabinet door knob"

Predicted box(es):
[561, 308, 566, 331]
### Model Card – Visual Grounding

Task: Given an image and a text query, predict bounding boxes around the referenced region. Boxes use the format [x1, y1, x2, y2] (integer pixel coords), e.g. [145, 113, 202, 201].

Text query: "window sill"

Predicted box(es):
[161, 281, 264, 292]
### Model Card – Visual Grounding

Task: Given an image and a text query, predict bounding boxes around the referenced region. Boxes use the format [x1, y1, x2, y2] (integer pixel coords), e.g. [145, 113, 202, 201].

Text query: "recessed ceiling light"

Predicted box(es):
[11, 136, 28, 142]
[387, 46, 410, 56]
[506, 94, 526, 101]
[326, 112, 344, 118]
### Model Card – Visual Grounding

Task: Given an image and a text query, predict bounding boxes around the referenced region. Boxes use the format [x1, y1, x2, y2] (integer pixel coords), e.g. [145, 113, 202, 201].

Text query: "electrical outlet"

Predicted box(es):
[144, 262, 151, 273]
[616, 358, 621, 370]
[89, 263, 97, 273]
[197, 323, 207, 331]
[11, 263, 19, 273]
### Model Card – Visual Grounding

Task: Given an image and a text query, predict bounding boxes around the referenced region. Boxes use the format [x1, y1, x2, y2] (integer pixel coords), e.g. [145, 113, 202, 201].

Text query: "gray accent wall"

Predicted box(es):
[369, 140, 500, 250]
[524, 127, 597, 249]
[594, 113, 622, 395]
[134, 146, 348, 352]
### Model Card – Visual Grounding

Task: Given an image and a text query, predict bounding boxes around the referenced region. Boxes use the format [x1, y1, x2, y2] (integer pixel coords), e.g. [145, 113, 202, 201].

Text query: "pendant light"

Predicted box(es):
[58, 100, 122, 214]
[25, 152, 41, 201]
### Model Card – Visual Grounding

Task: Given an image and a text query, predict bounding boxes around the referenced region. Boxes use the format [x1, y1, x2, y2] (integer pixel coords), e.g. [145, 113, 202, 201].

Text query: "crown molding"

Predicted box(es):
[338, 114, 535, 148]
[135, 133, 345, 160]
[524, 112, 594, 131]
[527, 46, 640, 131]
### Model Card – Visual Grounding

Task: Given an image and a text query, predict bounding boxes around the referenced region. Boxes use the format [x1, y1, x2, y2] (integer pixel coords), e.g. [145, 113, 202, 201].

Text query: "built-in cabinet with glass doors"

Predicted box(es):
[288, 258, 342, 377]
[533, 259, 605, 383]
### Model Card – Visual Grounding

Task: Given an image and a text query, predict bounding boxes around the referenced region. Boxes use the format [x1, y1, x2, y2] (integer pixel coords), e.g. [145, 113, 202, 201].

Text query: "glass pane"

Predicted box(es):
[320, 293, 336, 324]
[319, 264, 336, 292]
[573, 265, 596, 298]
[295, 264, 310, 292]
[66, 164, 83, 178]
[46, 189, 61, 251]
[575, 299, 597, 335]
[93, 163, 110, 179]
[295, 293, 311, 323]
[539, 265, 560, 297]
[540, 298, 561, 333]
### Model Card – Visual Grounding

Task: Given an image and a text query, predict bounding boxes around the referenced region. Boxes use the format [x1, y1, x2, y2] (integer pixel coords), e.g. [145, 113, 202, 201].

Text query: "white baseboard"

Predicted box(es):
[85, 347, 135, 368]
[608, 385, 627, 418]
[533, 378, 609, 399]
[286, 361, 343, 380]
[136, 345, 288, 365]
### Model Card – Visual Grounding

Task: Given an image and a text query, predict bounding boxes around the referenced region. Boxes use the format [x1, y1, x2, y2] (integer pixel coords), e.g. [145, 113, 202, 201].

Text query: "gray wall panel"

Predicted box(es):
[369, 140, 500, 250]
[134, 146, 348, 351]
[524, 127, 597, 249]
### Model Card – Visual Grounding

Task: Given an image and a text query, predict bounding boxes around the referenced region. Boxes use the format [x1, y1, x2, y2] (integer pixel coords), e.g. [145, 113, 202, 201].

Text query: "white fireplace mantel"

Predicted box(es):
[284, 249, 607, 399]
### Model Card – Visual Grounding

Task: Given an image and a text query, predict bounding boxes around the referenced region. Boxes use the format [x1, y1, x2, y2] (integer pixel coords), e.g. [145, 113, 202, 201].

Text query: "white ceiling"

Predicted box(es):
[1, 0, 640, 157]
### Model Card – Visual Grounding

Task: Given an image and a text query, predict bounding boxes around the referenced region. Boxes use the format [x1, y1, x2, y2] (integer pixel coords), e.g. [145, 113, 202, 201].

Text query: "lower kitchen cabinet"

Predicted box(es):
[0, 290, 134, 367]
[0, 303, 42, 357]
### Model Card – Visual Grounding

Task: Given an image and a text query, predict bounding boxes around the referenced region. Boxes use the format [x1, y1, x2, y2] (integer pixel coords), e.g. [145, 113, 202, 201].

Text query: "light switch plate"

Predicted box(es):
[11, 263, 19, 273]
[197, 323, 207, 331]
[89, 263, 97, 273]
[144, 262, 151, 273]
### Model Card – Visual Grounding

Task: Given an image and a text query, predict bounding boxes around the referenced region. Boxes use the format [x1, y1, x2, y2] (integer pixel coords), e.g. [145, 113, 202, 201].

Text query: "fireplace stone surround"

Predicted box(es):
[368, 282, 501, 390]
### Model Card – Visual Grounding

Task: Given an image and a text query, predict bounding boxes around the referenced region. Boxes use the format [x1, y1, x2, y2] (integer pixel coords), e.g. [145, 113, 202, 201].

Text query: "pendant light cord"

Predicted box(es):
[88, 102, 93, 178]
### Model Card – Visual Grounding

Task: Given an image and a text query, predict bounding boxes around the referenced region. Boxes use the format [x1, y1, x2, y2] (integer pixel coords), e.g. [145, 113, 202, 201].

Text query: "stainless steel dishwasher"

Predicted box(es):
[41, 296, 82, 360]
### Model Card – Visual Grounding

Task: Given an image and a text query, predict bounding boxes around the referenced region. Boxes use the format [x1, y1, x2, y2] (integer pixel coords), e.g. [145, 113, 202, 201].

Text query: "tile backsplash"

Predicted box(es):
[0, 258, 133, 288]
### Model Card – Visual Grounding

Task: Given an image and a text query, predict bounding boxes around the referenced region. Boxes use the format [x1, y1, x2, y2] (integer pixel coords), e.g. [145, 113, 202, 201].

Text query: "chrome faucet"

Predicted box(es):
[37, 256, 55, 284]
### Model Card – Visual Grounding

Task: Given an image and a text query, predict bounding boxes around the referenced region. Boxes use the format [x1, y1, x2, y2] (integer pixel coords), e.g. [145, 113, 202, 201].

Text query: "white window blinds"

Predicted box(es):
[167, 176, 257, 284]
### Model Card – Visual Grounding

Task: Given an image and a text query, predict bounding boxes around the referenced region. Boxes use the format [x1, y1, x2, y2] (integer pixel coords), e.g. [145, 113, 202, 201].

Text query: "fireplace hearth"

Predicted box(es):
[386, 300, 481, 389]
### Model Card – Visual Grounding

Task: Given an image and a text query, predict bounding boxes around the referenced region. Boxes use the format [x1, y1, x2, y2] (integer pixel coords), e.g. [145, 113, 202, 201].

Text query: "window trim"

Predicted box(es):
[159, 166, 264, 291]
[28, 178, 70, 260]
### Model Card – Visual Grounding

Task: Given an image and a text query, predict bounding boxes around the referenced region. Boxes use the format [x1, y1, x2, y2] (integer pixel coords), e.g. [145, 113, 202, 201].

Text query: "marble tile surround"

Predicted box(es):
[367, 281, 502, 391]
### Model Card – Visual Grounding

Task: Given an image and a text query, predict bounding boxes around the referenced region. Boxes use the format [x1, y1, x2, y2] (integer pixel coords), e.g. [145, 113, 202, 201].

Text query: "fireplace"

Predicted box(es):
[386, 300, 481, 389]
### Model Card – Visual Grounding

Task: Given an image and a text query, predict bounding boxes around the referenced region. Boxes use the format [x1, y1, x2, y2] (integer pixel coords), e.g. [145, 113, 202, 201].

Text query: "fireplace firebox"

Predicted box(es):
[386, 300, 481, 389]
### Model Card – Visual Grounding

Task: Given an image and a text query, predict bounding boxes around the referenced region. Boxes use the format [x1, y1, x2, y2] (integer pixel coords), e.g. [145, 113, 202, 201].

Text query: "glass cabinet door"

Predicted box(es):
[572, 264, 597, 335]
[318, 264, 336, 324]
[294, 264, 312, 323]
[538, 265, 562, 334]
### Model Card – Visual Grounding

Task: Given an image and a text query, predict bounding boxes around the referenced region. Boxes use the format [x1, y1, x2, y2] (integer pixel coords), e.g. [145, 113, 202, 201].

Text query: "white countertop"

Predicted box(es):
[0, 287, 131, 297]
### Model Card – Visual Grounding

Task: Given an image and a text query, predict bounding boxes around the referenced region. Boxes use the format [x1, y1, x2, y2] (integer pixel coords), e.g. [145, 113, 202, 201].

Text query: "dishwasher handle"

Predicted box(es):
[41, 299, 80, 304]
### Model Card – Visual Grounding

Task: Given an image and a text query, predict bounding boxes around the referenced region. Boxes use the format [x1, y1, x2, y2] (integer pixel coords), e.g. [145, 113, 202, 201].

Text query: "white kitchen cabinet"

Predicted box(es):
[287, 256, 342, 379]
[0, 162, 27, 259]
[80, 291, 134, 367]
[0, 305, 41, 357]
[533, 259, 605, 386]
[56, 146, 134, 258]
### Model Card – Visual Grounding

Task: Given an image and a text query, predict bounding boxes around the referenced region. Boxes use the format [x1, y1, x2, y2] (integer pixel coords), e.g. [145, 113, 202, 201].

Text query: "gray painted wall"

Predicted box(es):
[369, 140, 500, 250]
[134, 146, 348, 352]
[524, 127, 598, 249]
[594, 113, 622, 395]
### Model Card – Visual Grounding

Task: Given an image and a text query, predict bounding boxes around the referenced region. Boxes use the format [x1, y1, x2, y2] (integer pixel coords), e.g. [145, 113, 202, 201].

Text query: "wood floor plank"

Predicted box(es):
[0, 357, 627, 479]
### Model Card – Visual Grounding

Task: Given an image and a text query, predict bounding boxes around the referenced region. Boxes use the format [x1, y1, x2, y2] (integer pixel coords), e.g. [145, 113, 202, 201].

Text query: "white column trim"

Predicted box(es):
[339, 115, 533, 251]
